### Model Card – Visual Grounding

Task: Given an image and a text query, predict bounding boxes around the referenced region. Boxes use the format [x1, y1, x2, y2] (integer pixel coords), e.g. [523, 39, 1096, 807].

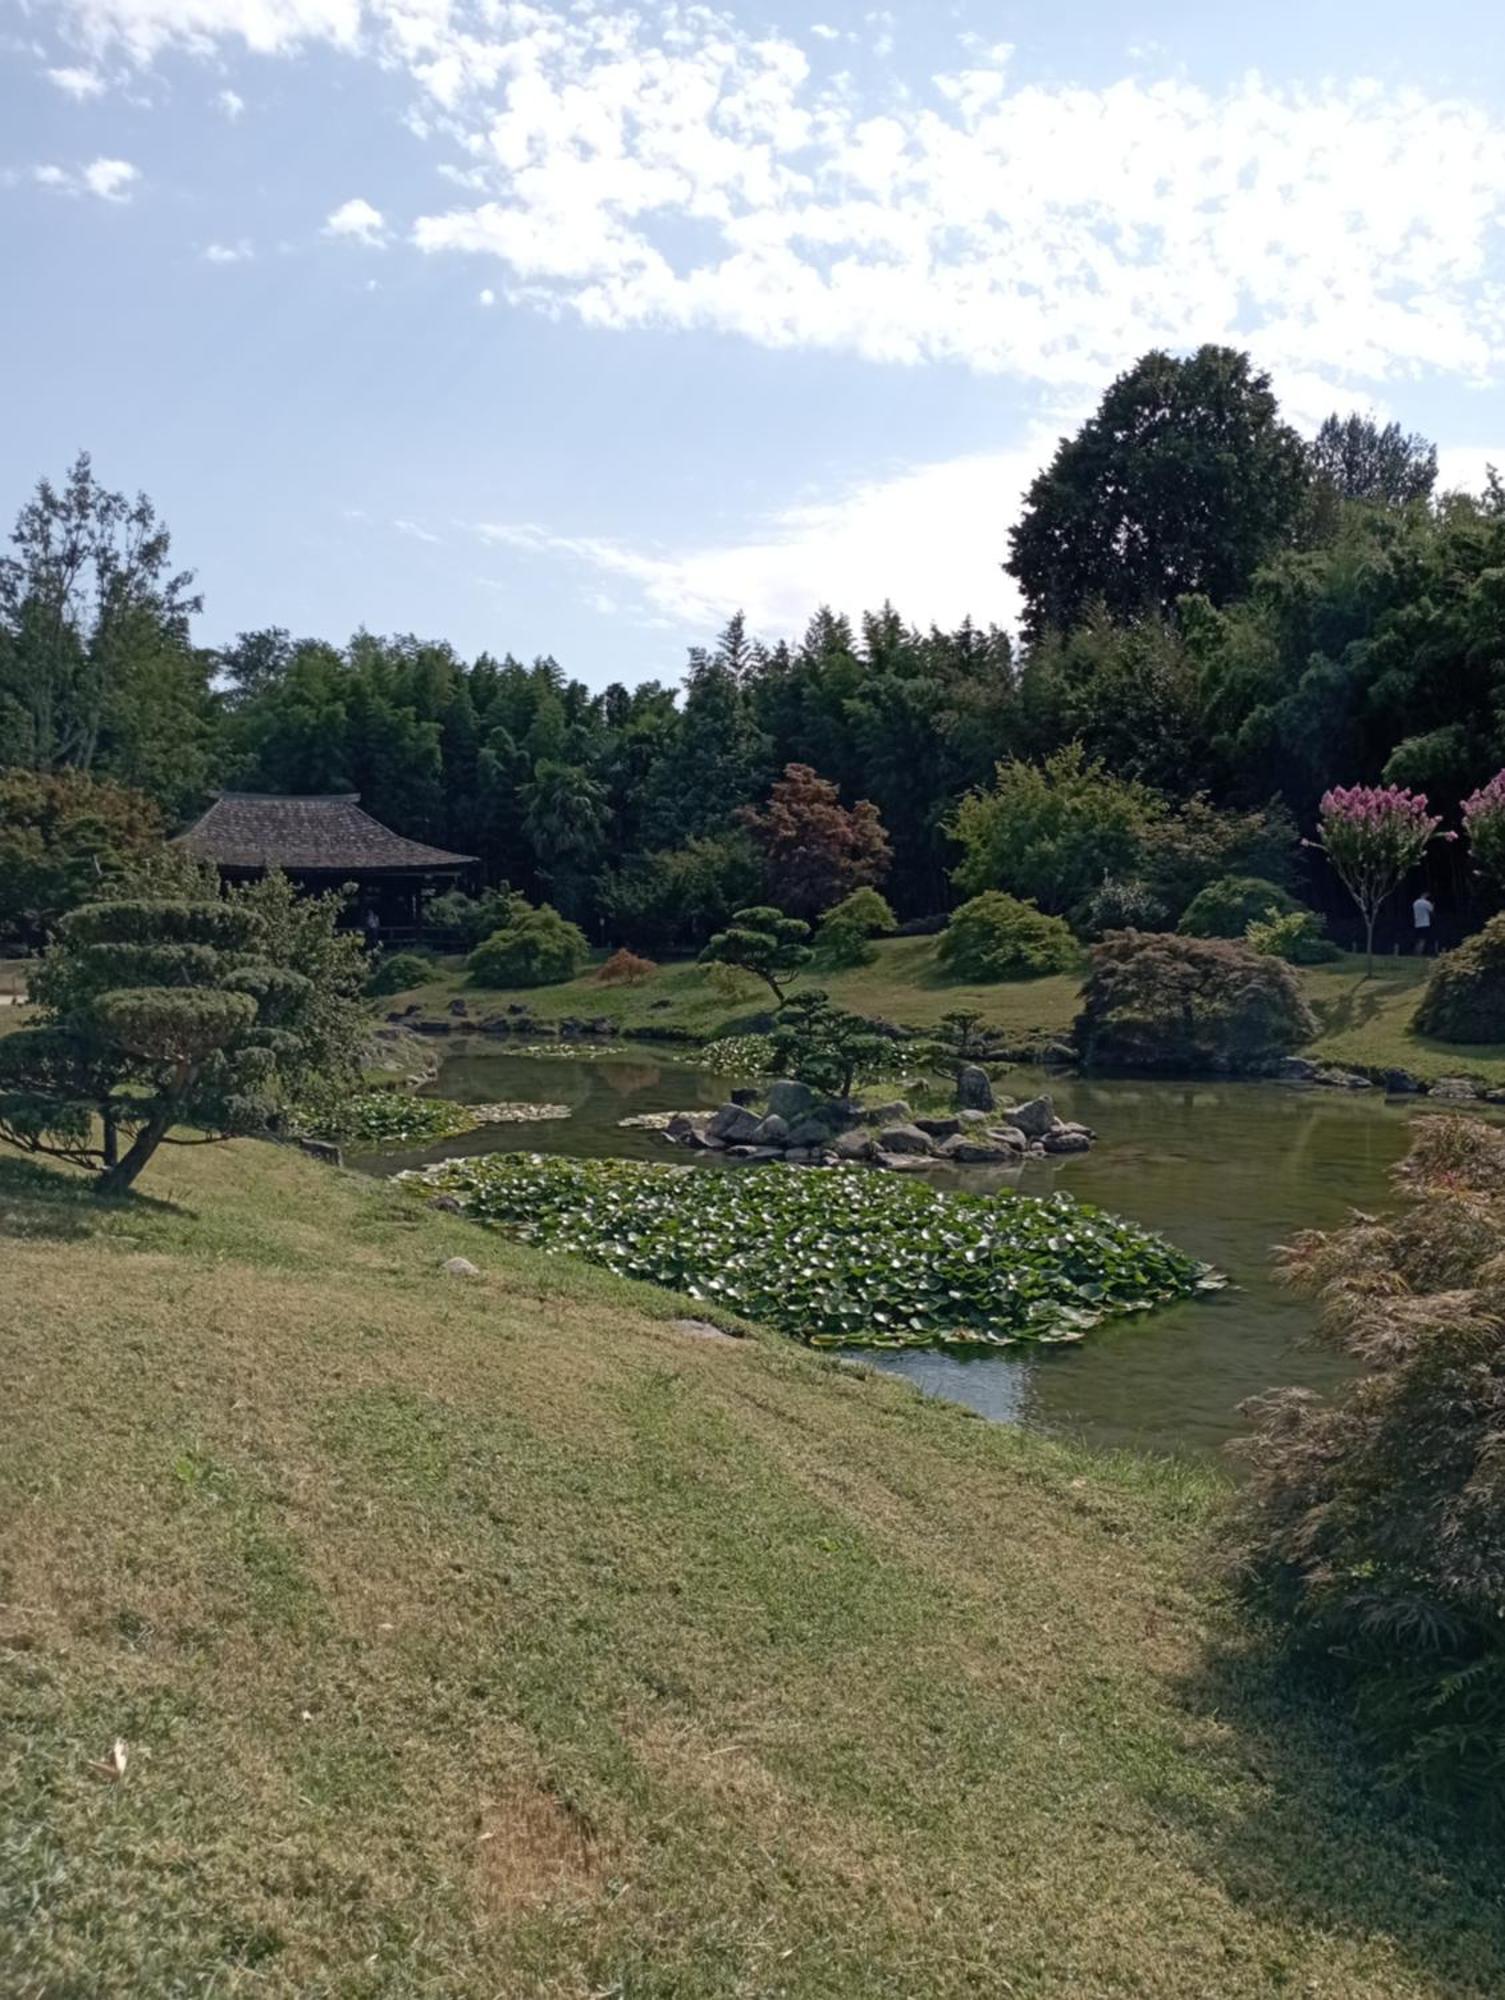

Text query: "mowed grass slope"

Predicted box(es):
[394, 935, 1505, 1086]
[4, 1140, 1505, 1997]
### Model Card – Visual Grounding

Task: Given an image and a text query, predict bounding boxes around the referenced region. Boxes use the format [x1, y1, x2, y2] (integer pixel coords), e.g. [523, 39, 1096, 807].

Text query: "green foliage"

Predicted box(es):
[366, 950, 434, 997]
[767, 991, 900, 1096]
[1244, 906, 1340, 965]
[467, 902, 590, 988]
[1075, 932, 1317, 1073]
[1179, 876, 1302, 939]
[425, 886, 522, 951]
[311, 1089, 477, 1148]
[596, 830, 763, 951]
[950, 747, 1163, 915]
[696, 1034, 775, 1076]
[1233, 1117, 1505, 1815]
[814, 886, 896, 967]
[399, 1154, 1217, 1350]
[923, 1010, 1015, 1075]
[0, 869, 365, 1190]
[0, 766, 163, 947]
[1074, 877, 1169, 939]
[937, 893, 1078, 982]
[700, 905, 812, 1003]
[1006, 345, 1309, 638]
[1413, 916, 1505, 1044]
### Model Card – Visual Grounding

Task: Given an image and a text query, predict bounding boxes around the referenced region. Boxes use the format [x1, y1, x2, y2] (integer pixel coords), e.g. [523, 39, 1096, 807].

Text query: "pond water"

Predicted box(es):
[365, 1043, 1499, 1458]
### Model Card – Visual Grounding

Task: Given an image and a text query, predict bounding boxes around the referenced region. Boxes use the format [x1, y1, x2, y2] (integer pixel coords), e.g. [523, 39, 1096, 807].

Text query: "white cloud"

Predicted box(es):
[31, 1, 1505, 404]
[1437, 445, 1505, 495]
[203, 237, 252, 261]
[474, 440, 1047, 636]
[82, 155, 138, 199]
[215, 85, 244, 117]
[393, 517, 440, 542]
[323, 195, 386, 244]
[34, 155, 139, 200]
[477, 285, 494, 305]
[809, 23, 840, 41]
[47, 63, 106, 96]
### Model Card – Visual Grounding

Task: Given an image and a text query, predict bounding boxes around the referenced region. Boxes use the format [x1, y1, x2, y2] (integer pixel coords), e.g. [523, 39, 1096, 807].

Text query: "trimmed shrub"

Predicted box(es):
[1413, 915, 1505, 1044]
[366, 950, 433, 997]
[815, 887, 896, 968]
[1244, 906, 1340, 965]
[937, 892, 1078, 983]
[1074, 876, 1168, 939]
[426, 887, 524, 951]
[468, 905, 589, 988]
[1074, 931, 1316, 1073]
[1233, 1116, 1505, 1815]
[596, 947, 657, 986]
[1178, 875, 1301, 939]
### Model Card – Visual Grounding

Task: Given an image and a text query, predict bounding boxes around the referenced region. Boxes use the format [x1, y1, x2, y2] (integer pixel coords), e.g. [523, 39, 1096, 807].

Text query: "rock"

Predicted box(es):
[1312, 1066, 1373, 1090]
[865, 1100, 913, 1126]
[1431, 1076, 1481, 1100]
[708, 1102, 764, 1143]
[447, 998, 468, 1015]
[956, 1064, 995, 1112]
[877, 1122, 935, 1155]
[506, 1002, 531, 1015]
[428, 1194, 463, 1213]
[785, 1114, 836, 1147]
[412, 1019, 451, 1037]
[832, 1128, 877, 1161]
[666, 1111, 710, 1140]
[958, 1108, 992, 1126]
[874, 1150, 940, 1172]
[1383, 1068, 1422, 1094]
[751, 1112, 790, 1146]
[730, 1086, 760, 1106]
[1010, 1094, 1056, 1140]
[940, 1135, 1024, 1164]
[1042, 1128, 1092, 1154]
[986, 1125, 1028, 1150]
[816, 1098, 864, 1131]
[443, 1256, 481, 1278]
[914, 1115, 961, 1141]
[669, 1317, 739, 1341]
[1275, 1055, 1320, 1081]
[589, 1016, 617, 1036]
[783, 1146, 820, 1165]
[766, 1078, 816, 1122]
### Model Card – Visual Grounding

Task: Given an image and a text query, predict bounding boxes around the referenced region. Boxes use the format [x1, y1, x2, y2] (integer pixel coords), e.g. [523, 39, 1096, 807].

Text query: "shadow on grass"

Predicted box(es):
[1162, 1639, 1505, 1989]
[0, 1152, 183, 1241]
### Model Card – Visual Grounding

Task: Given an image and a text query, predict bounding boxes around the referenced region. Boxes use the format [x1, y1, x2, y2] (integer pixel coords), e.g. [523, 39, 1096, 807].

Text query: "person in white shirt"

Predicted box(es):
[1412, 892, 1435, 955]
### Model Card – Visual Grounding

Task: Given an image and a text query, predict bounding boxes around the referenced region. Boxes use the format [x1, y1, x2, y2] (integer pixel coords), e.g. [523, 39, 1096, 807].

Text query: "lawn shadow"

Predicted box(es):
[0, 1152, 184, 1242]
[1160, 1638, 1505, 1991]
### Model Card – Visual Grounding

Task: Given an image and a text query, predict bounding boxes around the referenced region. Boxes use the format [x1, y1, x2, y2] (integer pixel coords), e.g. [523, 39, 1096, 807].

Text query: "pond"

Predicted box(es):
[363, 1042, 1497, 1458]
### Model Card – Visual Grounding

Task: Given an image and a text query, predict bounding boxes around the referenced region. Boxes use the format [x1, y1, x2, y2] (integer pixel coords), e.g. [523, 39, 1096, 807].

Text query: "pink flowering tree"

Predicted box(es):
[1311, 785, 1448, 974]
[1462, 772, 1505, 889]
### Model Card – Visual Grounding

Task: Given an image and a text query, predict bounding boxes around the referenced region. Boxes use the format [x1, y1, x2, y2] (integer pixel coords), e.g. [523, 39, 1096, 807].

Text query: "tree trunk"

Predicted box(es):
[96, 1107, 173, 1194]
[1364, 910, 1377, 978]
[101, 1107, 118, 1169]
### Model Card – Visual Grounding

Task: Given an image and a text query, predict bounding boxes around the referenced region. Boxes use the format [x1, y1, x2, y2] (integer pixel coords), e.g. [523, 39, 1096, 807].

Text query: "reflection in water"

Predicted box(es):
[366, 1043, 1502, 1458]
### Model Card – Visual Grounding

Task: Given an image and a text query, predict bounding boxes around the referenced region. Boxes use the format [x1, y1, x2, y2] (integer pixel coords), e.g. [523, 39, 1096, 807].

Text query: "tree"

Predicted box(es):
[740, 763, 891, 919]
[521, 760, 610, 920]
[1310, 412, 1437, 507]
[1006, 347, 1309, 637]
[1462, 772, 1505, 889]
[700, 906, 811, 1004]
[1311, 784, 1449, 973]
[468, 903, 590, 987]
[0, 766, 162, 947]
[949, 747, 1164, 917]
[0, 453, 202, 777]
[767, 991, 894, 1098]
[936, 893, 1078, 982]
[0, 866, 365, 1193]
[814, 887, 896, 968]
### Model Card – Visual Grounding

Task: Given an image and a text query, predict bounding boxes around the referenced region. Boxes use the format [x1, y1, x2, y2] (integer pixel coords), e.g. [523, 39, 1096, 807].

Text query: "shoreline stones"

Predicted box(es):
[656, 1080, 1097, 1172]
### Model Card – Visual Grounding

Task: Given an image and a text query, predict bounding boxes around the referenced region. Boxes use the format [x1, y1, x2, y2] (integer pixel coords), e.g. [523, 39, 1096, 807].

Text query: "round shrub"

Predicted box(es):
[1074, 876, 1169, 939]
[468, 905, 589, 989]
[815, 887, 896, 968]
[596, 947, 657, 986]
[1178, 875, 1301, 939]
[1074, 932, 1317, 1073]
[1243, 906, 1340, 966]
[366, 950, 433, 997]
[1413, 915, 1505, 1044]
[937, 892, 1078, 982]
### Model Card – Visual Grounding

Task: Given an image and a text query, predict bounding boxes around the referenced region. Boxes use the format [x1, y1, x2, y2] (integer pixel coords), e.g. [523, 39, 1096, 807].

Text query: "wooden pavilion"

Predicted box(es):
[176, 793, 475, 943]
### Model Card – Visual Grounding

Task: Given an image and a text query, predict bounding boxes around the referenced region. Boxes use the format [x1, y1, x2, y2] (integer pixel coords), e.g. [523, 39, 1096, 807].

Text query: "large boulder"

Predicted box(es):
[914, 1114, 961, 1141]
[877, 1123, 936, 1155]
[751, 1112, 790, 1146]
[864, 1100, 913, 1126]
[785, 1113, 836, 1148]
[938, 1133, 1022, 1164]
[1042, 1127, 1092, 1154]
[708, 1102, 763, 1144]
[1010, 1094, 1056, 1140]
[766, 1077, 817, 1121]
[832, 1128, 877, 1161]
[955, 1064, 995, 1112]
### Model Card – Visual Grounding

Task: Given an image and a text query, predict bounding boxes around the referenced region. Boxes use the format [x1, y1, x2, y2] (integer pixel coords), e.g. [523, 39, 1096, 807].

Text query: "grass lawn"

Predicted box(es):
[387, 936, 1505, 1087]
[4, 1136, 1505, 1995]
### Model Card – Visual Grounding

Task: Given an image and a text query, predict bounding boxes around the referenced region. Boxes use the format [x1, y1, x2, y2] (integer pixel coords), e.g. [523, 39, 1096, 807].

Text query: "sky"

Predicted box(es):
[4, 0, 1505, 688]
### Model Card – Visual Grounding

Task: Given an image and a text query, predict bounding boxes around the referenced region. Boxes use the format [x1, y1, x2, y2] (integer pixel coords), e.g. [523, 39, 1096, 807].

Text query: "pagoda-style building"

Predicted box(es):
[177, 794, 475, 943]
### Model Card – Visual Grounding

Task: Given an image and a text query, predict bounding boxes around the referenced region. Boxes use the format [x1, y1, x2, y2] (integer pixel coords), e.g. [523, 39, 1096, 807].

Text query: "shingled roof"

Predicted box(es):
[177, 795, 475, 874]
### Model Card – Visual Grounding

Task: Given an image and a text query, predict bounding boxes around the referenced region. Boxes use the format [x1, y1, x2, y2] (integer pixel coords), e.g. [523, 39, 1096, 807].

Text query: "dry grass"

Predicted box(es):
[3, 1137, 1505, 1996]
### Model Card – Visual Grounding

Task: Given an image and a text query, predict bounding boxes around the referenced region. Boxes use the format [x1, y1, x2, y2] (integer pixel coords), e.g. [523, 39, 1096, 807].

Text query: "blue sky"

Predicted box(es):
[5, 0, 1505, 686]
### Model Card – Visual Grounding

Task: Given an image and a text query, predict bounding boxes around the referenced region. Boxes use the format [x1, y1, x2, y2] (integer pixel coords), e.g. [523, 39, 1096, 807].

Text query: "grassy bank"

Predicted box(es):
[4, 1137, 1505, 1995]
[389, 937, 1505, 1087]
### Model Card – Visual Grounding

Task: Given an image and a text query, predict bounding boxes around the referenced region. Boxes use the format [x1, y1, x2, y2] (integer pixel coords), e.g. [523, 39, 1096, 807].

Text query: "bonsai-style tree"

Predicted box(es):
[1462, 771, 1505, 889]
[923, 1010, 1013, 1076]
[768, 991, 895, 1098]
[700, 906, 811, 1004]
[0, 866, 365, 1193]
[1310, 784, 1448, 974]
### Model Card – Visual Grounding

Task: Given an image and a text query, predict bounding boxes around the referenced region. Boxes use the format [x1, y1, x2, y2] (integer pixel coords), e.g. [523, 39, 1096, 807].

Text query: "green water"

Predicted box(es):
[369, 1043, 1499, 1457]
